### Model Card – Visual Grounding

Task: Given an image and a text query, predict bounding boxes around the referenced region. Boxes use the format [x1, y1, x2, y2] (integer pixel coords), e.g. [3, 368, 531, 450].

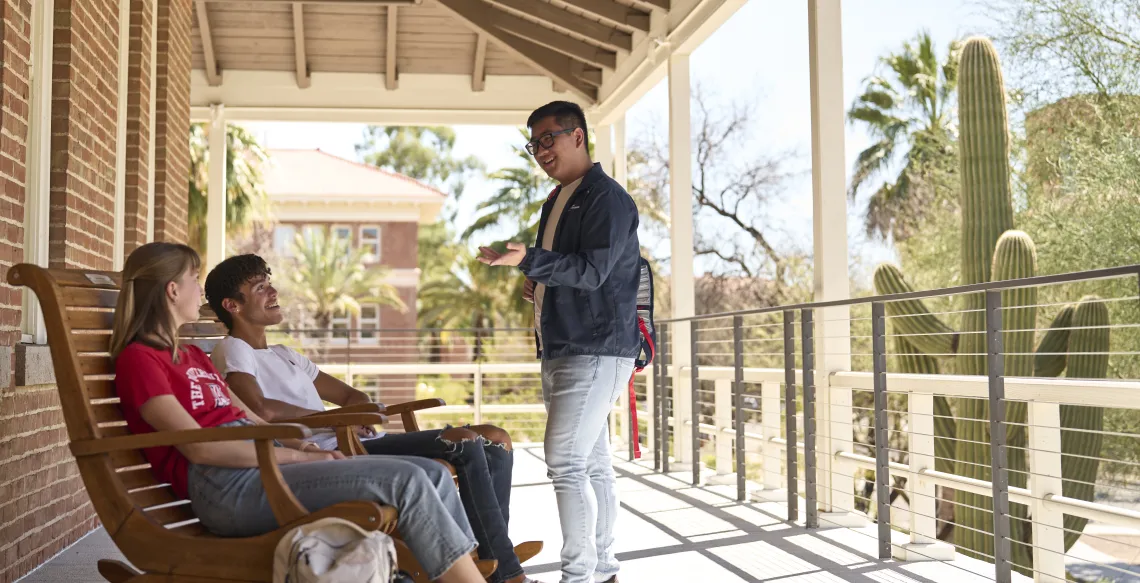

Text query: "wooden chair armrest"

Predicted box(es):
[382, 398, 445, 415]
[255, 439, 308, 525]
[383, 398, 445, 432]
[278, 413, 388, 429]
[70, 423, 311, 456]
[302, 403, 385, 418]
[282, 501, 399, 535]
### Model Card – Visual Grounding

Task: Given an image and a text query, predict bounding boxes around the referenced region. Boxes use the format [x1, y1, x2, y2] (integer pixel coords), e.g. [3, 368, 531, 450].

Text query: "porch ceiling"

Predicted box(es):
[188, 0, 747, 125]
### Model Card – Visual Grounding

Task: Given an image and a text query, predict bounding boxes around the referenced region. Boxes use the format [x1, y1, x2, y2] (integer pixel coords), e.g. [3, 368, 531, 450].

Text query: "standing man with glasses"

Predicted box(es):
[477, 101, 641, 583]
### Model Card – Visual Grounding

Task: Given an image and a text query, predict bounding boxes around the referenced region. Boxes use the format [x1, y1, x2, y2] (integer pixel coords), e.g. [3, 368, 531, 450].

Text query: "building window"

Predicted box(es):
[359, 304, 381, 344]
[330, 310, 350, 343]
[21, 0, 54, 345]
[332, 225, 352, 245]
[274, 225, 297, 257]
[360, 226, 381, 263]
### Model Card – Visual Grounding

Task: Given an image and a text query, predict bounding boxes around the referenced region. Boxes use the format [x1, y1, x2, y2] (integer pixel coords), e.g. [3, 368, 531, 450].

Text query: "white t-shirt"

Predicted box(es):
[212, 336, 384, 450]
[534, 175, 584, 350]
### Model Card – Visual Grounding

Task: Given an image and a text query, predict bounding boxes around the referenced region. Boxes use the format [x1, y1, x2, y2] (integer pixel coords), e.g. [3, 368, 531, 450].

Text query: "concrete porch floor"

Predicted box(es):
[17, 444, 1133, 582]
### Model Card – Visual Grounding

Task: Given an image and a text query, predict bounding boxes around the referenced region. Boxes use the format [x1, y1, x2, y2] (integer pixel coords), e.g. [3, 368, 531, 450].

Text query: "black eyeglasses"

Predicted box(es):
[525, 129, 577, 156]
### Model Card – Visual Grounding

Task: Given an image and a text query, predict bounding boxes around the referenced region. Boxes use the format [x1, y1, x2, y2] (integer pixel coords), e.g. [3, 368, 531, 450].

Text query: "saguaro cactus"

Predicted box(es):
[871, 36, 1110, 571]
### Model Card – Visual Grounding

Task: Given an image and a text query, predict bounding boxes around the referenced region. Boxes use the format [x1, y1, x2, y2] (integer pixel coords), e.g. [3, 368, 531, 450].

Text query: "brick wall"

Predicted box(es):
[0, 0, 30, 354]
[123, 0, 153, 255]
[48, 0, 120, 271]
[152, 0, 191, 244]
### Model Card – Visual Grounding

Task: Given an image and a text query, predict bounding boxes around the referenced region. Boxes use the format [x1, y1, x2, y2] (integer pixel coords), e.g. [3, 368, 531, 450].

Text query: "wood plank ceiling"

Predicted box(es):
[191, 0, 672, 103]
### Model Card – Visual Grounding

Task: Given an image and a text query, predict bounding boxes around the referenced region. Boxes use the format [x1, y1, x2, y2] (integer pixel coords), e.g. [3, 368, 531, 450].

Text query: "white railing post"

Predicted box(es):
[896, 392, 954, 560]
[1029, 401, 1066, 582]
[473, 364, 484, 425]
[708, 378, 733, 482]
[758, 381, 784, 497]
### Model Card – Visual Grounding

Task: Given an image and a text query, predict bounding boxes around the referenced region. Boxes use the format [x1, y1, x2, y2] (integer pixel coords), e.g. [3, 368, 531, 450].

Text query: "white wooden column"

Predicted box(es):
[668, 53, 695, 467]
[113, 0, 130, 269]
[595, 123, 614, 177]
[808, 0, 854, 517]
[613, 116, 627, 188]
[206, 104, 227, 272]
[613, 115, 630, 449]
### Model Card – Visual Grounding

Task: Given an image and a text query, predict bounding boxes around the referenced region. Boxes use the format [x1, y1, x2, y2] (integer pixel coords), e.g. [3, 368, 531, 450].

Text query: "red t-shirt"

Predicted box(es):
[114, 342, 247, 498]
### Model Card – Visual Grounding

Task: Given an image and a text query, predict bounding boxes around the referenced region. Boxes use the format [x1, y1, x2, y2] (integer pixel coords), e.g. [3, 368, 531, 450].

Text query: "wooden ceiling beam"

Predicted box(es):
[492, 9, 617, 69]
[207, 0, 420, 5]
[195, 1, 221, 86]
[557, 0, 650, 32]
[636, 0, 670, 10]
[435, 0, 597, 102]
[489, 0, 632, 52]
[292, 4, 311, 88]
[386, 6, 398, 90]
[472, 34, 488, 92]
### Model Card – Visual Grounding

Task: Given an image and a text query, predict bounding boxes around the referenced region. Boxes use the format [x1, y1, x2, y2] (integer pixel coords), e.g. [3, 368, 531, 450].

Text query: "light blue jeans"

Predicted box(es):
[187, 422, 477, 580]
[542, 355, 634, 583]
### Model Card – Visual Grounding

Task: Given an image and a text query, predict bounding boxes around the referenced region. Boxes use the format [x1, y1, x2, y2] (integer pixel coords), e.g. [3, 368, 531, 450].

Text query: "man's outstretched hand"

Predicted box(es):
[478, 242, 527, 267]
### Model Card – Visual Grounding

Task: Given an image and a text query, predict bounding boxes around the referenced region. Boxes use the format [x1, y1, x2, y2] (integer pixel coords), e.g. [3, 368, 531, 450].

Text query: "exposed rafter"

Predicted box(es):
[489, 0, 633, 51]
[435, 0, 598, 102]
[386, 6, 399, 90]
[213, 0, 420, 4]
[195, 1, 221, 86]
[292, 4, 311, 88]
[637, 0, 670, 10]
[557, 0, 650, 32]
[472, 34, 488, 92]
[491, 9, 617, 69]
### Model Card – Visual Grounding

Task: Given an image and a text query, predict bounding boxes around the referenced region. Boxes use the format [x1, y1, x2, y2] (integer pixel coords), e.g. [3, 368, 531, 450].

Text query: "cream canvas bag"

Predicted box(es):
[273, 517, 399, 583]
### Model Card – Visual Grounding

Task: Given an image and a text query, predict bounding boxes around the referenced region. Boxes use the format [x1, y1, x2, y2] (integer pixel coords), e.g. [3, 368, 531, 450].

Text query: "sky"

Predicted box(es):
[240, 0, 993, 289]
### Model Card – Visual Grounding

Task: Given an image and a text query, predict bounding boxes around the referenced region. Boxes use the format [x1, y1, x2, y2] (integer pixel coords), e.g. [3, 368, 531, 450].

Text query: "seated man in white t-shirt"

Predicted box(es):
[204, 254, 540, 583]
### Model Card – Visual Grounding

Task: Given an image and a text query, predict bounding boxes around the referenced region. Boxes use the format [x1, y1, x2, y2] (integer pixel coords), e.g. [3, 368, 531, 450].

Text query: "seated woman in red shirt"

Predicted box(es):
[111, 242, 485, 583]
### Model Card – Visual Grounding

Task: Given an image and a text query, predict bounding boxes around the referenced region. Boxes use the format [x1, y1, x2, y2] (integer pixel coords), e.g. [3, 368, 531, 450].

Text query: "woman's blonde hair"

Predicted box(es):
[110, 242, 202, 362]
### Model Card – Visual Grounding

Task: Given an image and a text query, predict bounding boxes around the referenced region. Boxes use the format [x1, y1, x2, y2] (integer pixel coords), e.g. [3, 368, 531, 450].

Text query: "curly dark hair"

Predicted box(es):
[204, 254, 273, 331]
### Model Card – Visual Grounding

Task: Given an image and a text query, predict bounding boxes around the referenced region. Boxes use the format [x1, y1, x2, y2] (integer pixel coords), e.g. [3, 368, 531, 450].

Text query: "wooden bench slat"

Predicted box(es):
[144, 502, 197, 527]
[180, 321, 228, 337]
[68, 309, 115, 330]
[63, 287, 119, 308]
[87, 380, 116, 399]
[183, 338, 221, 354]
[110, 449, 148, 470]
[73, 332, 112, 353]
[118, 467, 161, 491]
[130, 485, 183, 510]
[81, 355, 114, 377]
[45, 269, 122, 289]
[99, 425, 131, 438]
[92, 402, 124, 424]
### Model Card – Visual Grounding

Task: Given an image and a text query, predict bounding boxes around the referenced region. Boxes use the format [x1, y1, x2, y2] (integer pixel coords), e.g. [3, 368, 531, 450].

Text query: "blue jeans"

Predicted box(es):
[188, 423, 477, 580]
[542, 355, 634, 583]
[363, 427, 521, 583]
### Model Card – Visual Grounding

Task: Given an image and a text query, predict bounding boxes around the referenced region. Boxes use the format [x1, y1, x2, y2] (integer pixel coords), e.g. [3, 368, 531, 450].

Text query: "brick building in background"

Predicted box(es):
[238, 149, 447, 407]
[0, 0, 194, 580]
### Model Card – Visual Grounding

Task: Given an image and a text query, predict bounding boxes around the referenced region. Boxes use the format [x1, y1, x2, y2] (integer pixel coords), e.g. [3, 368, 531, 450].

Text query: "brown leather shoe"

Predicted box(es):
[514, 540, 544, 564]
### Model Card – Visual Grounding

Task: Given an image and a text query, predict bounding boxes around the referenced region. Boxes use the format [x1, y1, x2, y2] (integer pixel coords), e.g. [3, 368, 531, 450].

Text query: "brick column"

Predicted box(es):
[123, 0, 154, 255]
[48, 0, 121, 270]
[152, 0, 192, 244]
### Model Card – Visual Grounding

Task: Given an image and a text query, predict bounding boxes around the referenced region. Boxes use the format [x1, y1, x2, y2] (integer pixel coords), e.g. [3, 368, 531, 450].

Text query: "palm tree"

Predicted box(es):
[277, 227, 405, 335]
[848, 31, 962, 240]
[188, 123, 270, 256]
[462, 129, 555, 244]
[418, 250, 526, 361]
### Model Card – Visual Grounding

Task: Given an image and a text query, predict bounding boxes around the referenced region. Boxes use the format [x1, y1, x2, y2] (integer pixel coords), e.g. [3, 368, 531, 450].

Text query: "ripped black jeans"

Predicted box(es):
[363, 427, 520, 583]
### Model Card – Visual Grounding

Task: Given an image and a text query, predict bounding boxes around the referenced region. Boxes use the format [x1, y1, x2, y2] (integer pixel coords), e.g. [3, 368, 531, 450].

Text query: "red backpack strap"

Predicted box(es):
[628, 373, 641, 460]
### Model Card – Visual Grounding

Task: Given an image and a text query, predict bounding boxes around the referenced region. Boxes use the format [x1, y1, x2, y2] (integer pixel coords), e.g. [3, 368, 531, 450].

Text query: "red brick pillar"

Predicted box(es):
[152, 0, 192, 244]
[48, 0, 121, 270]
[123, 0, 154, 255]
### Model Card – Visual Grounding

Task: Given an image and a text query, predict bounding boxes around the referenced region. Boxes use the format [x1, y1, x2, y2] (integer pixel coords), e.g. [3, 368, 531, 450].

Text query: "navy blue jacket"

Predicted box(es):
[520, 163, 642, 360]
